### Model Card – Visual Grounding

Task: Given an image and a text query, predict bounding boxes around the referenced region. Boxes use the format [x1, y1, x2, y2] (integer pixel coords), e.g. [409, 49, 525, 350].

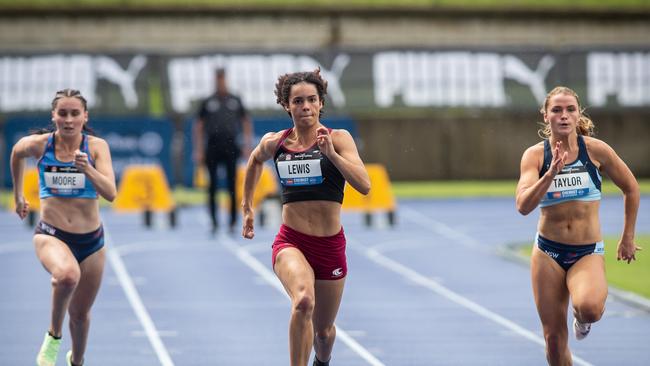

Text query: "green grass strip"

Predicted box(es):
[392, 179, 650, 199]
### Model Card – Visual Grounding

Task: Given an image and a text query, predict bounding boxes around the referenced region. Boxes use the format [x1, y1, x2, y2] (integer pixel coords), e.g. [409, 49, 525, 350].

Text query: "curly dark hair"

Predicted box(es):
[274, 68, 328, 118]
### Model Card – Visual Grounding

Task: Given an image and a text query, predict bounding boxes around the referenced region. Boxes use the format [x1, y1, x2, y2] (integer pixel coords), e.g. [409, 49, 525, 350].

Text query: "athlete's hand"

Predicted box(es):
[242, 207, 255, 239]
[548, 141, 568, 176]
[73, 149, 90, 172]
[14, 196, 29, 220]
[316, 127, 335, 157]
[617, 238, 642, 264]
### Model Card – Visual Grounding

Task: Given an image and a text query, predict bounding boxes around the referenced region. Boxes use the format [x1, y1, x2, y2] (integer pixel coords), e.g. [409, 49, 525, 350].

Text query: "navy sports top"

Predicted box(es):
[38, 132, 98, 199]
[538, 135, 601, 207]
[274, 128, 345, 204]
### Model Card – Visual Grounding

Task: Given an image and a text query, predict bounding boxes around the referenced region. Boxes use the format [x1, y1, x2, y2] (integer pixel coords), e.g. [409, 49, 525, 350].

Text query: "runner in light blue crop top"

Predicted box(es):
[538, 135, 601, 207]
[38, 132, 98, 199]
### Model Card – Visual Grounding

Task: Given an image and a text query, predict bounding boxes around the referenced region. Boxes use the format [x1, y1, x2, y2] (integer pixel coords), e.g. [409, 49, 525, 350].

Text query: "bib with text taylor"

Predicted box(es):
[546, 165, 590, 200]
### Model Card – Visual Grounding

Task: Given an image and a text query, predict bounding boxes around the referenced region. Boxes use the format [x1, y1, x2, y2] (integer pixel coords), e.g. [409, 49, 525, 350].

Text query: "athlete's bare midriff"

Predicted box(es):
[282, 200, 342, 237]
[538, 200, 601, 244]
[40, 197, 100, 233]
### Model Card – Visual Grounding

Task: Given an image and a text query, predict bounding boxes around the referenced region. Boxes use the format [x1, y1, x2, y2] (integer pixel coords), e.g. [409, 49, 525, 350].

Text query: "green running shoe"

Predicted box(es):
[36, 332, 61, 366]
[66, 350, 84, 366]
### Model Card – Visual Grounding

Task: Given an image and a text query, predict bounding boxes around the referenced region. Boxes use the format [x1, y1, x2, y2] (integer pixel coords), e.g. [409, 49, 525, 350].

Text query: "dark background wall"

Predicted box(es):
[357, 111, 650, 180]
[1, 6, 648, 181]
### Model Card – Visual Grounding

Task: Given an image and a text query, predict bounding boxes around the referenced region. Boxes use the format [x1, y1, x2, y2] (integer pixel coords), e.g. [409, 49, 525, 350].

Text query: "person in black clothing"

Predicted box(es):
[193, 68, 253, 233]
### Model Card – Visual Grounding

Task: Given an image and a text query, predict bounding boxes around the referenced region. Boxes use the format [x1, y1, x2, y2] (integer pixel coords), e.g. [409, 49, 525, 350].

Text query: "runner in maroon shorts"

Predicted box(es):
[241, 68, 370, 366]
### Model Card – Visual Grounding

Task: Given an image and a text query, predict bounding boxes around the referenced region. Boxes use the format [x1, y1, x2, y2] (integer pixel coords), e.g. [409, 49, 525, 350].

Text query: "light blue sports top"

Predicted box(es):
[38, 132, 98, 199]
[539, 135, 601, 208]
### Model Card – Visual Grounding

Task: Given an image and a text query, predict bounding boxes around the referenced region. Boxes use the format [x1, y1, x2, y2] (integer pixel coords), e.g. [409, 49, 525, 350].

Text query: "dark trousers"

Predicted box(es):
[205, 146, 238, 229]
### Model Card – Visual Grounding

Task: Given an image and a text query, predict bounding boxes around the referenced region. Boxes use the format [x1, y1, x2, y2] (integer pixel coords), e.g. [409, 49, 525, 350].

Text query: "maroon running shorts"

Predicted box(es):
[272, 224, 347, 280]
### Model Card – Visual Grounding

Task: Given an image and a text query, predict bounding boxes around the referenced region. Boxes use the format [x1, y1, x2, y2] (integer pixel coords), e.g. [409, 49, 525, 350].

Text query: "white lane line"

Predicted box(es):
[104, 226, 175, 366]
[219, 234, 386, 366]
[370, 239, 428, 254]
[239, 241, 272, 254]
[356, 204, 593, 366]
[349, 240, 594, 366]
[399, 206, 484, 250]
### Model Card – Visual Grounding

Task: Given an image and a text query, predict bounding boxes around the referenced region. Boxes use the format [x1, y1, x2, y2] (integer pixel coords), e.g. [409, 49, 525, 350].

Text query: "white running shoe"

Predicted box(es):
[573, 318, 591, 340]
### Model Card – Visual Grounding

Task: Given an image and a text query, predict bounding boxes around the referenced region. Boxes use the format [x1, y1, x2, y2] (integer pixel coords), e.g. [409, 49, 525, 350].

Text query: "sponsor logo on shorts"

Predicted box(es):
[594, 243, 605, 255]
[40, 222, 56, 235]
[332, 267, 343, 277]
[544, 250, 559, 259]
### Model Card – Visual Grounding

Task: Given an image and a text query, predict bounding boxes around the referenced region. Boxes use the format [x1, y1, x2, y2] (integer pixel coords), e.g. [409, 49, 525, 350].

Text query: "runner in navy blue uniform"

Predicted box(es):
[516, 86, 642, 365]
[193, 68, 253, 234]
[11, 89, 116, 366]
[241, 69, 370, 366]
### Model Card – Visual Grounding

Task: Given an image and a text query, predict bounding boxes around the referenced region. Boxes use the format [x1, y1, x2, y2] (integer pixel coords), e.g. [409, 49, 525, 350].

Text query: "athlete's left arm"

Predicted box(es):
[317, 127, 370, 195]
[78, 137, 117, 202]
[589, 137, 642, 263]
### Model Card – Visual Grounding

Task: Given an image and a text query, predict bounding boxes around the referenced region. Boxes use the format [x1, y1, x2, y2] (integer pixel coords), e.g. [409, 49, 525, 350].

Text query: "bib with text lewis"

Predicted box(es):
[277, 151, 323, 186]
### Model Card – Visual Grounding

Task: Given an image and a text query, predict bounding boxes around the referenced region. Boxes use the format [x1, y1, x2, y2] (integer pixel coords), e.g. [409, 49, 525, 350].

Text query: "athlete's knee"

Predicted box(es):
[52, 267, 80, 290]
[314, 324, 335, 343]
[574, 301, 605, 323]
[292, 291, 315, 318]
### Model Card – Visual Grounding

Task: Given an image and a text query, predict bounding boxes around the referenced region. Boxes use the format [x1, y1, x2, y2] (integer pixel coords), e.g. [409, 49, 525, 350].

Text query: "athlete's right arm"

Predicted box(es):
[10, 134, 47, 219]
[515, 143, 559, 215]
[241, 131, 281, 239]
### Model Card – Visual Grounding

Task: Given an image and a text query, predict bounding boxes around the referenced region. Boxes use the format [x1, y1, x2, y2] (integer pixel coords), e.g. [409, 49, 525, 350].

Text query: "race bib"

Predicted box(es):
[44, 166, 85, 190]
[277, 159, 323, 186]
[546, 165, 590, 200]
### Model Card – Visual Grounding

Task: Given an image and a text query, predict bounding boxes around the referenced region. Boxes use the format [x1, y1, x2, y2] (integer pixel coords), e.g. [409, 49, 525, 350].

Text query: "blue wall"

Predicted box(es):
[4, 116, 358, 188]
[3, 117, 173, 188]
